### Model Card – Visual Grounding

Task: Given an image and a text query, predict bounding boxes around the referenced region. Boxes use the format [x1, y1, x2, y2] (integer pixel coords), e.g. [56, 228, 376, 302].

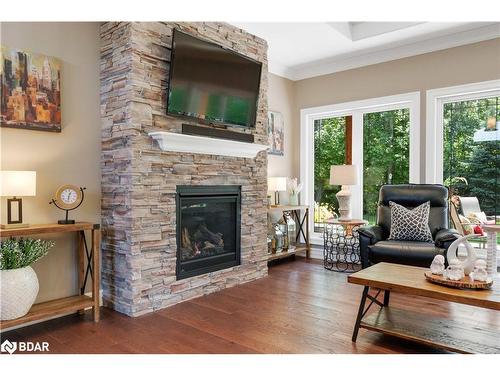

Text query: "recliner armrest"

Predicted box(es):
[434, 228, 460, 248]
[358, 225, 384, 244]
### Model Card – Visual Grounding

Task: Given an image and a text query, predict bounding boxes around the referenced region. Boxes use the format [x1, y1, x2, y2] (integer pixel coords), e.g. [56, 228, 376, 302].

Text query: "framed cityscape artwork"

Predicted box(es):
[268, 110, 284, 156]
[0, 46, 62, 132]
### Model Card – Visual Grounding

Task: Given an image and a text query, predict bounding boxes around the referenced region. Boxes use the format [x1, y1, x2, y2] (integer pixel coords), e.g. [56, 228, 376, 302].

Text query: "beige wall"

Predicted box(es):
[267, 73, 298, 179]
[0, 22, 101, 302]
[293, 38, 500, 180]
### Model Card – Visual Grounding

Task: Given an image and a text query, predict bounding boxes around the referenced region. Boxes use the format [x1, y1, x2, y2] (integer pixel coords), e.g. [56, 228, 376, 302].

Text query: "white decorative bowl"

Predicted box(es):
[0, 266, 39, 320]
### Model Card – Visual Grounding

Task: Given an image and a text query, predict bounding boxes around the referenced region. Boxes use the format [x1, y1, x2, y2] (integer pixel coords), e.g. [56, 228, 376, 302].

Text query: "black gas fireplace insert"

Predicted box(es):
[176, 185, 241, 280]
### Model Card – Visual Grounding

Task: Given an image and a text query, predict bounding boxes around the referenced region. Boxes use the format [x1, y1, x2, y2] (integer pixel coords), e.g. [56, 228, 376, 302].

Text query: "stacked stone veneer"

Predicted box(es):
[100, 22, 269, 317]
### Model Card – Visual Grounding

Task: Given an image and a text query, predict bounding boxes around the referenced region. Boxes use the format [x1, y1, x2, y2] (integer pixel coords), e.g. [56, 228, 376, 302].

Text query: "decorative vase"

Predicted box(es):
[289, 193, 298, 206]
[0, 266, 39, 320]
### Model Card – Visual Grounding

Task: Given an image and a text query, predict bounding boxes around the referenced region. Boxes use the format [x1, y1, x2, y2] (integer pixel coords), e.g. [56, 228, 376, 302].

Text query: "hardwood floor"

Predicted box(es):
[2, 258, 499, 354]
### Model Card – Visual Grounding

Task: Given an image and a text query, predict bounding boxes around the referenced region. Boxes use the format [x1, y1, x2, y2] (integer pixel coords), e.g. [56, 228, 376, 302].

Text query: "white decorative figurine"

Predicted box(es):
[444, 259, 465, 281]
[430, 254, 445, 275]
[446, 234, 478, 275]
[469, 259, 489, 282]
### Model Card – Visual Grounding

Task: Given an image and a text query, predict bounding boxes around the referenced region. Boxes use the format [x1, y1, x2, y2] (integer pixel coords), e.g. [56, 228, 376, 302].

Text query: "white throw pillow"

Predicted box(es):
[388, 201, 434, 243]
[467, 211, 488, 224]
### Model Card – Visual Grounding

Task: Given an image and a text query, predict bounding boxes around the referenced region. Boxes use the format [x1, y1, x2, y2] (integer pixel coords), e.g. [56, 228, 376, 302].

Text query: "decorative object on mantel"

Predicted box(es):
[430, 254, 445, 275]
[287, 177, 303, 206]
[329, 164, 359, 221]
[446, 234, 478, 275]
[268, 177, 287, 206]
[267, 110, 284, 156]
[1, 46, 62, 132]
[148, 131, 268, 158]
[0, 170, 36, 229]
[49, 184, 86, 224]
[0, 237, 54, 320]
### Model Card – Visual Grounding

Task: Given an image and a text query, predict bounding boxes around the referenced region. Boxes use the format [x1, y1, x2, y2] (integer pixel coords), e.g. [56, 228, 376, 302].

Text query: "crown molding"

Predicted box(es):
[272, 24, 500, 81]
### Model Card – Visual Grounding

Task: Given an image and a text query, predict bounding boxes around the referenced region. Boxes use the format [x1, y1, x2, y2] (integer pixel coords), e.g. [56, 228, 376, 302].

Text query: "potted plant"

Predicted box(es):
[287, 178, 303, 206]
[0, 238, 54, 320]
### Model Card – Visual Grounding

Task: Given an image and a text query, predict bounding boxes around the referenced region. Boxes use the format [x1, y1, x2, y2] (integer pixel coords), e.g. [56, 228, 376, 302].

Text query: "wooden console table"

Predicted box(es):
[0, 222, 100, 330]
[267, 205, 311, 261]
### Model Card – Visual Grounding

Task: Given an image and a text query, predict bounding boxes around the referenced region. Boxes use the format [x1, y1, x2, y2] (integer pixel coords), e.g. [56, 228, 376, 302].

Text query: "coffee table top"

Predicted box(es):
[348, 262, 500, 311]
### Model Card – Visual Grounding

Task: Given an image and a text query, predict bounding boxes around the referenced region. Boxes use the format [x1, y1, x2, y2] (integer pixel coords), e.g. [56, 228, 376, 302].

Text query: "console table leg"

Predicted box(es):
[92, 228, 100, 322]
[77, 231, 85, 314]
[352, 286, 369, 342]
[305, 208, 310, 258]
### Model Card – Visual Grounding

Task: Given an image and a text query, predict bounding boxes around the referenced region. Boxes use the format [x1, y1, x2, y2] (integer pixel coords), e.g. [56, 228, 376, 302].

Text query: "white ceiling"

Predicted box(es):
[230, 22, 500, 81]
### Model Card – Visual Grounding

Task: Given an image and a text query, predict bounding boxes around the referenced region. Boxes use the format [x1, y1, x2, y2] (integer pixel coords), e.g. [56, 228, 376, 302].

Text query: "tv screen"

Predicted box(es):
[167, 30, 262, 128]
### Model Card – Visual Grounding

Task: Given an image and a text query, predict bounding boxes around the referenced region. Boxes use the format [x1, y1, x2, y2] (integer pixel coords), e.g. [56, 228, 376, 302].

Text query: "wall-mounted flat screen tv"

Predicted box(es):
[167, 29, 262, 128]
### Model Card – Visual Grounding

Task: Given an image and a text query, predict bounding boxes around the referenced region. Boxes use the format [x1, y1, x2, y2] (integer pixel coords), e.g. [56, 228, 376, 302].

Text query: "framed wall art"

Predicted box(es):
[1, 46, 61, 132]
[268, 110, 284, 156]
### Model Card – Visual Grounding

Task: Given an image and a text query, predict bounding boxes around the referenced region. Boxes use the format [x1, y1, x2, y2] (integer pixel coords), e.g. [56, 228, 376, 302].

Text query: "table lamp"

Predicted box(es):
[0, 171, 37, 229]
[329, 165, 358, 221]
[268, 177, 287, 206]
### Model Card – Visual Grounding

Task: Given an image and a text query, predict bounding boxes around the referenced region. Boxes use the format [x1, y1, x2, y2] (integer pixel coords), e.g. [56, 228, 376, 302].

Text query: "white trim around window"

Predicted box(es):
[300, 91, 421, 245]
[425, 79, 500, 184]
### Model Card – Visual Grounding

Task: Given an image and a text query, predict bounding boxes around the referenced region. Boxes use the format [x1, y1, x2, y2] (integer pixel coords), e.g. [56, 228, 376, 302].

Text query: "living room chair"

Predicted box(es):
[458, 196, 496, 225]
[358, 184, 460, 269]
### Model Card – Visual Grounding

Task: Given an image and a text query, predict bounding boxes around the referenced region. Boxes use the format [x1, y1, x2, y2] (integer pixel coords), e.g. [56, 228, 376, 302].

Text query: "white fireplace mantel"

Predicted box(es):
[149, 131, 269, 158]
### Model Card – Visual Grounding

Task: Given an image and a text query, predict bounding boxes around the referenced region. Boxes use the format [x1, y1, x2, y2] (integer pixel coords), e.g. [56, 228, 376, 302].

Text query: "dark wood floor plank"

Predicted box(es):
[2, 259, 499, 354]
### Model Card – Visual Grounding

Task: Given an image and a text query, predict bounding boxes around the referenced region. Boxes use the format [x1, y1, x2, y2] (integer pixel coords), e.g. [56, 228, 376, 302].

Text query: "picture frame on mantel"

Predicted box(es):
[0, 45, 62, 132]
[268, 110, 284, 156]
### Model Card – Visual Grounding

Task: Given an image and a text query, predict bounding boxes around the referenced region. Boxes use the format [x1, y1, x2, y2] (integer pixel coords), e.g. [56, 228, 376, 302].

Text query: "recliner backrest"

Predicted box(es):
[377, 184, 449, 238]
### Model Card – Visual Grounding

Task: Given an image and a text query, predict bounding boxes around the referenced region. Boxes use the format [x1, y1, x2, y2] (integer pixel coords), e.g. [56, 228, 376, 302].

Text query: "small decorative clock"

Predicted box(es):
[50, 185, 86, 224]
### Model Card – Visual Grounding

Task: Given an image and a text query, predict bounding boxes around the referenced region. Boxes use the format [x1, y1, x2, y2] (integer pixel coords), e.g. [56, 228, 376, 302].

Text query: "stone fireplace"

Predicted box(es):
[100, 22, 269, 317]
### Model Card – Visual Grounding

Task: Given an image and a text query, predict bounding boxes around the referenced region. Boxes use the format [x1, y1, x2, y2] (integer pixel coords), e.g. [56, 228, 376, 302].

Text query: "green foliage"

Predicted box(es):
[443, 97, 499, 216]
[314, 117, 345, 216]
[0, 238, 54, 270]
[363, 109, 410, 222]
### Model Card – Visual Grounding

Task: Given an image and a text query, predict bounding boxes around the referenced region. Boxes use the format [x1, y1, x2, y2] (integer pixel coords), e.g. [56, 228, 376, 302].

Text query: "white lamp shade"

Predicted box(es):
[268, 177, 287, 192]
[329, 165, 358, 186]
[0, 171, 37, 197]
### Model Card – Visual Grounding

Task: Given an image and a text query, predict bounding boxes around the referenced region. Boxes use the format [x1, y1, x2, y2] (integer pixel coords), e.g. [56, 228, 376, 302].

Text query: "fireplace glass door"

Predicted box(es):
[176, 185, 241, 280]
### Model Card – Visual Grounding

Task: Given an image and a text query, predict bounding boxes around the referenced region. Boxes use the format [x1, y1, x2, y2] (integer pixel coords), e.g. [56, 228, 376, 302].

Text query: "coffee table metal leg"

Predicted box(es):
[384, 290, 390, 306]
[352, 286, 369, 342]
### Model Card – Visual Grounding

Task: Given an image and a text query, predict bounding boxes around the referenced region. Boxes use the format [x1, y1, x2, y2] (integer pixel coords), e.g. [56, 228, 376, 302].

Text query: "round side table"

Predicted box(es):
[323, 219, 368, 273]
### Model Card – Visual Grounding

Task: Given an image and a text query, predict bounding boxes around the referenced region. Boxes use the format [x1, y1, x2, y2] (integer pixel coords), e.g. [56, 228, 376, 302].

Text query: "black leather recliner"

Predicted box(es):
[358, 184, 460, 269]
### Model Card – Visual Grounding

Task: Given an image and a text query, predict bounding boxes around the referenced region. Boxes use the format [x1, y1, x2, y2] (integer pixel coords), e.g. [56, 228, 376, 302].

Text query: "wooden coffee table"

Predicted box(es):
[348, 262, 500, 354]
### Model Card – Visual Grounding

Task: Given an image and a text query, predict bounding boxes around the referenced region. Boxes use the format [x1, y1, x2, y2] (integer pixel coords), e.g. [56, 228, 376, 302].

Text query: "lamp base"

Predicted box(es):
[336, 185, 352, 221]
[58, 219, 76, 225]
[0, 223, 30, 229]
